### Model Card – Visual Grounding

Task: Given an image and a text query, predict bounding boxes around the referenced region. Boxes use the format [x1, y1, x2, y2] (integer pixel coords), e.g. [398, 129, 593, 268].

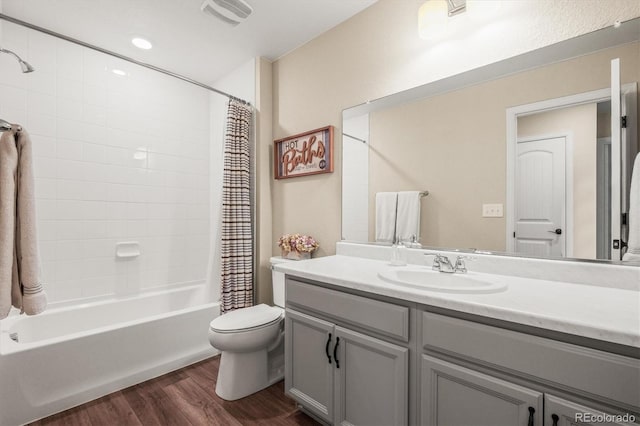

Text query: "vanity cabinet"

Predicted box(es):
[285, 278, 410, 425]
[421, 355, 543, 425]
[544, 394, 637, 426]
[285, 309, 334, 422]
[421, 356, 636, 426]
[419, 311, 639, 426]
[282, 274, 638, 426]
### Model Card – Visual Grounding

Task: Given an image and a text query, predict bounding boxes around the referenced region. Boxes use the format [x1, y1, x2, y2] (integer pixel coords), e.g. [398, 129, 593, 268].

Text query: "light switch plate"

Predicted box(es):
[482, 203, 503, 218]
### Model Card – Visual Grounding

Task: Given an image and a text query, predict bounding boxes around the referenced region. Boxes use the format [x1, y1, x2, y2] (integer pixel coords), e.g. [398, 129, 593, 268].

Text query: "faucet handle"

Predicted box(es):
[424, 253, 441, 271]
[453, 255, 475, 273]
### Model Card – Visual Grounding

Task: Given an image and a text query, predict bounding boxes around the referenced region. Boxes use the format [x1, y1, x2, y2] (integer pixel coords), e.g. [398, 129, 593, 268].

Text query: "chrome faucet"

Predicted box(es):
[425, 253, 470, 274]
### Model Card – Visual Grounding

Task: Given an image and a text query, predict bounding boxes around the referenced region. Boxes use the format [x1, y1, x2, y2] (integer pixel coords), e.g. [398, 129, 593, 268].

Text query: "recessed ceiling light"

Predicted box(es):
[112, 69, 127, 76]
[131, 37, 153, 50]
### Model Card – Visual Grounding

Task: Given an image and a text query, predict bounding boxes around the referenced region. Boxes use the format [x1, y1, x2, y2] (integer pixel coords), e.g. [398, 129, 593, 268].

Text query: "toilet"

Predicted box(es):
[208, 256, 289, 400]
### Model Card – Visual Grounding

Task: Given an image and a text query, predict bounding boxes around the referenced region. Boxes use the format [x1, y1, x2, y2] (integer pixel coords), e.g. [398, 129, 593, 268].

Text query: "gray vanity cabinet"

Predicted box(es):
[420, 355, 637, 426]
[544, 395, 636, 426]
[283, 276, 638, 426]
[285, 308, 409, 425]
[333, 326, 408, 426]
[284, 278, 411, 425]
[419, 311, 639, 426]
[421, 355, 543, 426]
[284, 308, 335, 423]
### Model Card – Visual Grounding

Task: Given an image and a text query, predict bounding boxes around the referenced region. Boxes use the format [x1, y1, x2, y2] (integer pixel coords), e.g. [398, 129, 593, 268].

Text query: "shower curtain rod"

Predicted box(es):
[0, 13, 251, 105]
[342, 132, 367, 144]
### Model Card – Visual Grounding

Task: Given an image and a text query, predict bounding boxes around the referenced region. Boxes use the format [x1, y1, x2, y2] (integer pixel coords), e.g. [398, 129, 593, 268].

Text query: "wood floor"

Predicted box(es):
[29, 356, 319, 426]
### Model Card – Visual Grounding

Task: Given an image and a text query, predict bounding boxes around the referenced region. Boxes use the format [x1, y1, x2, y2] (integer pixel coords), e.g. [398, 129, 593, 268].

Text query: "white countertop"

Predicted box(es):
[275, 255, 640, 349]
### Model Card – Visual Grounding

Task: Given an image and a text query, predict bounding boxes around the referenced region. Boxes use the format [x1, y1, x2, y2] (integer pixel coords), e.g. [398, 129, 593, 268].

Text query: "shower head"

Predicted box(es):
[0, 47, 35, 73]
[19, 59, 35, 73]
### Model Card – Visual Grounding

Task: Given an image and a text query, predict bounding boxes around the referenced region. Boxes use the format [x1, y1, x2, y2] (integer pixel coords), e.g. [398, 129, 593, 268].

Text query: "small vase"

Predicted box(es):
[282, 250, 311, 260]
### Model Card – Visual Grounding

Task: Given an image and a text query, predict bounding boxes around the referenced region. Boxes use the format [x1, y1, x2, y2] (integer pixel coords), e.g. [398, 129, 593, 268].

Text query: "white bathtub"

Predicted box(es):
[0, 284, 219, 426]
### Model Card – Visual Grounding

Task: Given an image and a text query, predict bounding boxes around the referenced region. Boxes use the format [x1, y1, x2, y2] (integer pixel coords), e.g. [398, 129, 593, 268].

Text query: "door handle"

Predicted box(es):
[527, 406, 535, 426]
[547, 228, 562, 235]
[325, 333, 332, 364]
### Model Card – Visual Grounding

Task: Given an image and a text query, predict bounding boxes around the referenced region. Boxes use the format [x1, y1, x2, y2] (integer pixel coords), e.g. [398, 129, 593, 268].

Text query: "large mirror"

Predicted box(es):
[342, 18, 640, 262]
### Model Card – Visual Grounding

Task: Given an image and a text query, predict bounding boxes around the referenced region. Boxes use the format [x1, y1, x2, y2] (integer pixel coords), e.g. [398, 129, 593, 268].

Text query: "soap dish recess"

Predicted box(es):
[116, 241, 141, 259]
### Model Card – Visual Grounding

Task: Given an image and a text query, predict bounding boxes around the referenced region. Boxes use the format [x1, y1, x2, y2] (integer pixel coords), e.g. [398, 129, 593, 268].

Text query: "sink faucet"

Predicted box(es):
[425, 254, 470, 274]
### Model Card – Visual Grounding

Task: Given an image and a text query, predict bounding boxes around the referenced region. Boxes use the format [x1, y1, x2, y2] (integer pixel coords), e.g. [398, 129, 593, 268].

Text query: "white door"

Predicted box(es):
[514, 137, 566, 257]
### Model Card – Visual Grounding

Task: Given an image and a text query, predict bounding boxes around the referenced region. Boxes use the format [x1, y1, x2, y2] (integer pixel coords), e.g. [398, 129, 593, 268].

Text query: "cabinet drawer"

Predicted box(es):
[421, 312, 640, 409]
[286, 278, 409, 342]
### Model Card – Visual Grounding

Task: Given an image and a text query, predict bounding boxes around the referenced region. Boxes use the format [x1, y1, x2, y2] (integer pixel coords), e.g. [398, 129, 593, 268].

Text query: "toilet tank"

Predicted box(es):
[270, 256, 292, 308]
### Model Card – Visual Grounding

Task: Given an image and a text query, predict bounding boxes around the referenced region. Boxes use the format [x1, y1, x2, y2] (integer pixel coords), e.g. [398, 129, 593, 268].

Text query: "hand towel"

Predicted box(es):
[375, 192, 398, 243]
[396, 191, 421, 242]
[0, 128, 47, 319]
[623, 153, 640, 262]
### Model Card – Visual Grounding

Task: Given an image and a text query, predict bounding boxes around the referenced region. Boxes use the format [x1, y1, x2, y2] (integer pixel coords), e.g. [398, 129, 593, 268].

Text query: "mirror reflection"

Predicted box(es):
[342, 19, 639, 262]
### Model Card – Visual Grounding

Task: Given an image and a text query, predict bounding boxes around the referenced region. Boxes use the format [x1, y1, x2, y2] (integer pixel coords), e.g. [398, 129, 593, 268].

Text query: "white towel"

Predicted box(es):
[623, 153, 640, 262]
[396, 191, 421, 242]
[0, 128, 47, 319]
[375, 192, 398, 243]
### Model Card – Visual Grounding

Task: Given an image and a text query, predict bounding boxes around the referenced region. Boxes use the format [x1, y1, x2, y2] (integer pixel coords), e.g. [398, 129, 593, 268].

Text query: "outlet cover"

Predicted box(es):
[482, 203, 503, 218]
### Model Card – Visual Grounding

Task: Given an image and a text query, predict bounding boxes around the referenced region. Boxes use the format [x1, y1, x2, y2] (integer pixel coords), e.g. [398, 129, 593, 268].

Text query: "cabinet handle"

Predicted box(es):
[551, 414, 559, 426]
[334, 337, 340, 368]
[325, 333, 332, 364]
[527, 406, 535, 426]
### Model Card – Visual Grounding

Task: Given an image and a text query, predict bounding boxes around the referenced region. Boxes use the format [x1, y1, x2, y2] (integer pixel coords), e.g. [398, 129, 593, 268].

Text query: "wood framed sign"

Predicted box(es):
[274, 126, 334, 179]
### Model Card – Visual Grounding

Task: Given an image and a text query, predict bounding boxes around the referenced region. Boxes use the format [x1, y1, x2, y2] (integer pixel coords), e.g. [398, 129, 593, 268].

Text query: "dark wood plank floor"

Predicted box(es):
[29, 356, 319, 426]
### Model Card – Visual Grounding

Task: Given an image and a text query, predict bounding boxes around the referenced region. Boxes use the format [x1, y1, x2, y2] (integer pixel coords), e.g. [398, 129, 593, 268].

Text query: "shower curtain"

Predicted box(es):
[220, 99, 254, 314]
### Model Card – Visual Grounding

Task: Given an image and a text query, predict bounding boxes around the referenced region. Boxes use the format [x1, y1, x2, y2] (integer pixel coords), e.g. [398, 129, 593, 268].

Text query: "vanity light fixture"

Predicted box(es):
[131, 37, 153, 50]
[418, 0, 467, 40]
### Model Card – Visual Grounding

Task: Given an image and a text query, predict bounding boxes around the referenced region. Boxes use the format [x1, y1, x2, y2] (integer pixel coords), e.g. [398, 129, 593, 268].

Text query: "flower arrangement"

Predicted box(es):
[278, 234, 319, 260]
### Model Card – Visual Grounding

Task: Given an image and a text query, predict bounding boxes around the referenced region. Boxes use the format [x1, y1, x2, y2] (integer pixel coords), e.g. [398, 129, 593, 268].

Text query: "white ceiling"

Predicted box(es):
[0, 0, 377, 85]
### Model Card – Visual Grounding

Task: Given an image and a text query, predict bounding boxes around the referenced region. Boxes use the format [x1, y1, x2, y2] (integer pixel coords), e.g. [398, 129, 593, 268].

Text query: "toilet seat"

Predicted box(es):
[210, 304, 283, 333]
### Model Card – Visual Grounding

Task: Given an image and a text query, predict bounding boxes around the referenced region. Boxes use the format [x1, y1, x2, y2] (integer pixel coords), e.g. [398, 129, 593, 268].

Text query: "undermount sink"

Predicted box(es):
[378, 266, 507, 294]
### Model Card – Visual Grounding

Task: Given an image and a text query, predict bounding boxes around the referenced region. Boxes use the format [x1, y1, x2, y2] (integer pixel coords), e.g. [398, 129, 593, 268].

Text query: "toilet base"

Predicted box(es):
[215, 339, 284, 401]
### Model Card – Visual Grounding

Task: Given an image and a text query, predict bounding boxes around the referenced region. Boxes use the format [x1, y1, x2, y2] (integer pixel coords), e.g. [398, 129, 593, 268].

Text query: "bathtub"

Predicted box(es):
[0, 284, 219, 426]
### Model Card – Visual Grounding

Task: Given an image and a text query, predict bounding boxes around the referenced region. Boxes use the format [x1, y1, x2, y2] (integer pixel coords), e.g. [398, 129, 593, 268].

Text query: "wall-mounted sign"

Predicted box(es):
[274, 126, 334, 179]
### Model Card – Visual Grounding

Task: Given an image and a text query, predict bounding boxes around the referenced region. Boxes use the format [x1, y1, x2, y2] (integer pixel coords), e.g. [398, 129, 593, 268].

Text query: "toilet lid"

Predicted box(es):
[210, 304, 283, 332]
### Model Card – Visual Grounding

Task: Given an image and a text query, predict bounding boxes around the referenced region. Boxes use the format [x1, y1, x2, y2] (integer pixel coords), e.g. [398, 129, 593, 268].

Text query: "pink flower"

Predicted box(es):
[277, 233, 319, 253]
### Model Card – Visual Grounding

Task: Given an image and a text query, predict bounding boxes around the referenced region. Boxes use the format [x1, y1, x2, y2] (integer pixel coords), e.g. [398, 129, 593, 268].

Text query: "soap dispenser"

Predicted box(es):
[390, 238, 407, 266]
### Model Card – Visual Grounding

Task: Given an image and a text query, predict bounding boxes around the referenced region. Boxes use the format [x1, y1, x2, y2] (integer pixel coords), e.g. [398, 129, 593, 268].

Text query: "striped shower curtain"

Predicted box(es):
[220, 99, 253, 314]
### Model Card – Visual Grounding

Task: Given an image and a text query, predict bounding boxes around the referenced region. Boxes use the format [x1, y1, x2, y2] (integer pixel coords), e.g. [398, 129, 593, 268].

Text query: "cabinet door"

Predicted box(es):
[545, 394, 637, 426]
[334, 326, 408, 426]
[421, 355, 543, 426]
[285, 308, 335, 423]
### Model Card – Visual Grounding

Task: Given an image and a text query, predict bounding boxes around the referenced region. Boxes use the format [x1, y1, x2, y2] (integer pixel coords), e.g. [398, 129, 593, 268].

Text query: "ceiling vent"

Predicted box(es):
[200, 0, 253, 26]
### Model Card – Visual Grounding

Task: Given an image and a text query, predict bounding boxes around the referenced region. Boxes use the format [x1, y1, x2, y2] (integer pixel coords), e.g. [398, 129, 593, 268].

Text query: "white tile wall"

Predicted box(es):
[0, 23, 212, 304]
